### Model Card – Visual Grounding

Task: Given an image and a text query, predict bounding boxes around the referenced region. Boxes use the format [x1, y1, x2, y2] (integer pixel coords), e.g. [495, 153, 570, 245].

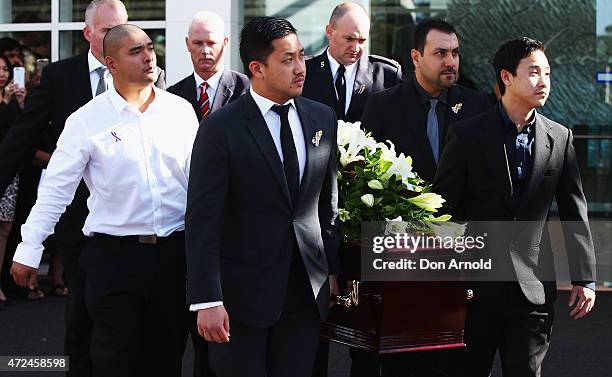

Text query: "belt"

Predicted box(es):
[93, 231, 184, 245]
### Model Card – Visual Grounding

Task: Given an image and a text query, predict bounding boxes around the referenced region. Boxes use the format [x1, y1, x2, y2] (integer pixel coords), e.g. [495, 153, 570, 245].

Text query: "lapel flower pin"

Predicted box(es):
[312, 130, 323, 147]
[111, 131, 122, 142]
[451, 103, 463, 114]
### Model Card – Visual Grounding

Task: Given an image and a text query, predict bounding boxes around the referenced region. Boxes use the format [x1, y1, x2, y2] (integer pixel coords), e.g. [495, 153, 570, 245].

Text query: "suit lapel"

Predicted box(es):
[478, 109, 514, 210]
[211, 71, 234, 112]
[183, 75, 200, 119]
[346, 54, 373, 120]
[442, 86, 465, 148]
[312, 51, 339, 110]
[517, 114, 554, 213]
[294, 97, 317, 207]
[76, 54, 93, 105]
[243, 93, 293, 208]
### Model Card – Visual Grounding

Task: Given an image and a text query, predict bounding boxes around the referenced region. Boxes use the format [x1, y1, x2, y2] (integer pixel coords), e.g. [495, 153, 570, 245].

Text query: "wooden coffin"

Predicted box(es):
[320, 243, 469, 353]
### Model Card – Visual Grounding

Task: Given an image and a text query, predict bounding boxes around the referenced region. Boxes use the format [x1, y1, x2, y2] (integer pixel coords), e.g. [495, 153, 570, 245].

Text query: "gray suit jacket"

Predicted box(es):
[433, 106, 596, 305]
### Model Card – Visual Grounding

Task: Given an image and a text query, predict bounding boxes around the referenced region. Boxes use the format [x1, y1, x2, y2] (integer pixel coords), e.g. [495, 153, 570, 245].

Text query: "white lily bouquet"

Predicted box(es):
[336, 120, 450, 241]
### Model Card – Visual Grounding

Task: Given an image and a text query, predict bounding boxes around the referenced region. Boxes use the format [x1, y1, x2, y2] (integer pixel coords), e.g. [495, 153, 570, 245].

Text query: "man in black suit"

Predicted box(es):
[301, 2, 402, 123]
[168, 11, 248, 377]
[186, 16, 340, 377]
[0, 1, 165, 376]
[433, 37, 596, 377]
[361, 18, 489, 184]
[168, 11, 248, 123]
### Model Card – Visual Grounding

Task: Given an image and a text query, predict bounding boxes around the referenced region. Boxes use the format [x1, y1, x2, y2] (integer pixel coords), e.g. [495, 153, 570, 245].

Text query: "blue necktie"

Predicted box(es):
[427, 99, 440, 163]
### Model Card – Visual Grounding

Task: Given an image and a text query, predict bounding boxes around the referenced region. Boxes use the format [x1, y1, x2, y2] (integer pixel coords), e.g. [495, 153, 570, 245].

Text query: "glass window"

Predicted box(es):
[0, 31, 50, 80]
[0, 0, 52, 23]
[59, 0, 165, 22]
[59, 29, 166, 69]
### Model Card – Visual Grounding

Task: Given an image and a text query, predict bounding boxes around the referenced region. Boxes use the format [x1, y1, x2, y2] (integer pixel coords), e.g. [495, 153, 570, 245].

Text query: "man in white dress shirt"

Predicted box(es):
[11, 24, 198, 377]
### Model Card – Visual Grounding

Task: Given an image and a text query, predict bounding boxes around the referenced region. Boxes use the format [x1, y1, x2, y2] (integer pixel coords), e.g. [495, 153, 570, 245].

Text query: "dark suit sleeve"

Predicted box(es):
[360, 93, 384, 141]
[0, 63, 53, 193]
[319, 107, 341, 274]
[185, 116, 229, 304]
[432, 124, 467, 217]
[555, 129, 596, 284]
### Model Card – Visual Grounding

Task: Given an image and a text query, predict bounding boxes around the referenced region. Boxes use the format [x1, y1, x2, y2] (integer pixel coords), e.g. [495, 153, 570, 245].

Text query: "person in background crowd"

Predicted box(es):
[0, 54, 26, 310]
[0, 37, 24, 67]
[301, 2, 402, 123]
[168, 11, 248, 124]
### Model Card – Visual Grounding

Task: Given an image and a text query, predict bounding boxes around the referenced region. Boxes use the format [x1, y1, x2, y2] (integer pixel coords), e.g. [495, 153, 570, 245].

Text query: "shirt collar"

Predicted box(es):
[88, 50, 105, 74]
[498, 101, 536, 134]
[326, 49, 357, 80]
[194, 69, 224, 91]
[413, 73, 448, 105]
[249, 87, 295, 117]
[108, 84, 159, 115]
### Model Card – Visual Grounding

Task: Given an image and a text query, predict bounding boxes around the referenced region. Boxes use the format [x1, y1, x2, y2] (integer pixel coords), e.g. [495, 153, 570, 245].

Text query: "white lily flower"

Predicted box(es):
[361, 194, 374, 207]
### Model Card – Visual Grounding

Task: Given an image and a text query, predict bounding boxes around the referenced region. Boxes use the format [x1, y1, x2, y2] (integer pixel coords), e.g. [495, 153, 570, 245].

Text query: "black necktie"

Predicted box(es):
[335, 65, 346, 119]
[271, 104, 300, 205]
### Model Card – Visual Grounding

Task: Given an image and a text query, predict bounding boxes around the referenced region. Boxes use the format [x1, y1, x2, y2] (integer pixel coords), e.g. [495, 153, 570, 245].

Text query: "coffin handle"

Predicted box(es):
[334, 280, 360, 308]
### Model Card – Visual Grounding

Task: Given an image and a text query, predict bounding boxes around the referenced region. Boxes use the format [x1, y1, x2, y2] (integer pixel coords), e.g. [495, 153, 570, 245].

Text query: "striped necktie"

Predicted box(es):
[198, 82, 210, 118]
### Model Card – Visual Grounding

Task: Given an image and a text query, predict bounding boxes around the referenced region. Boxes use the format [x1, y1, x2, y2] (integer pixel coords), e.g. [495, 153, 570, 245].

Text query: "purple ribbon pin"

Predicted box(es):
[111, 131, 121, 142]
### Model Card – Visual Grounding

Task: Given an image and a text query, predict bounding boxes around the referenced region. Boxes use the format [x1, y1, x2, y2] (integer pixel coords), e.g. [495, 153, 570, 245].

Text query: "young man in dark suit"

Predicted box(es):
[167, 11, 248, 123]
[186, 16, 340, 377]
[433, 37, 596, 377]
[361, 18, 489, 183]
[1, 1, 165, 376]
[301, 2, 402, 123]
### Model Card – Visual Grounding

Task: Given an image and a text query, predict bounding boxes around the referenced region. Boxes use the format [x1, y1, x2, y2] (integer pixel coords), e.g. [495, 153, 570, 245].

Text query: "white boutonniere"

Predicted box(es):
[312, 130, 323, 147]
[451, 103, 463, 114]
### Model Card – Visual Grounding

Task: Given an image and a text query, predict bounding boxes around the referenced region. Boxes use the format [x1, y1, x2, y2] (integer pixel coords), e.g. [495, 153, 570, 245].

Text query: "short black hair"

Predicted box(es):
[0, 37, 23, 55]
[412, 18, 457, 53]
[239, 16, 297, 78]
[493, 37, 545, 95]
[0, 54, 14, 85]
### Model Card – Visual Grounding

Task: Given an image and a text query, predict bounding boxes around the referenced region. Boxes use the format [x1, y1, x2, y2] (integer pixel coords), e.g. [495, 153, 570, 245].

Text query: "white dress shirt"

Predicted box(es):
[88, 50, 113, 97]
[194, 69, 223, 104]
[14, 86, 199, 268]
[327, 49, 358, 115]
[189, 87, 307, 312]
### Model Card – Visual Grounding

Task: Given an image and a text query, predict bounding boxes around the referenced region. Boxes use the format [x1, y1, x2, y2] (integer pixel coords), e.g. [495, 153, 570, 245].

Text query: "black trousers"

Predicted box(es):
[58, 236, 92, 377]
[452, 282, 554, 377]
[208, 255, 320, 377]
[81, 232, 188, 377]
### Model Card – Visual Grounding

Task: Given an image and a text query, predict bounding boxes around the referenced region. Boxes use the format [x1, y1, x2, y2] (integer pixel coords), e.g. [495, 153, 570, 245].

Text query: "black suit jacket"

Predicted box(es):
[433, 106, 596, 305]
[301, 49, 402, 122]
[167, 70, 249, 122]
[361, 76, 490, 183]
[0, 53, 165, 244]
[186, 93, 340, 327]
